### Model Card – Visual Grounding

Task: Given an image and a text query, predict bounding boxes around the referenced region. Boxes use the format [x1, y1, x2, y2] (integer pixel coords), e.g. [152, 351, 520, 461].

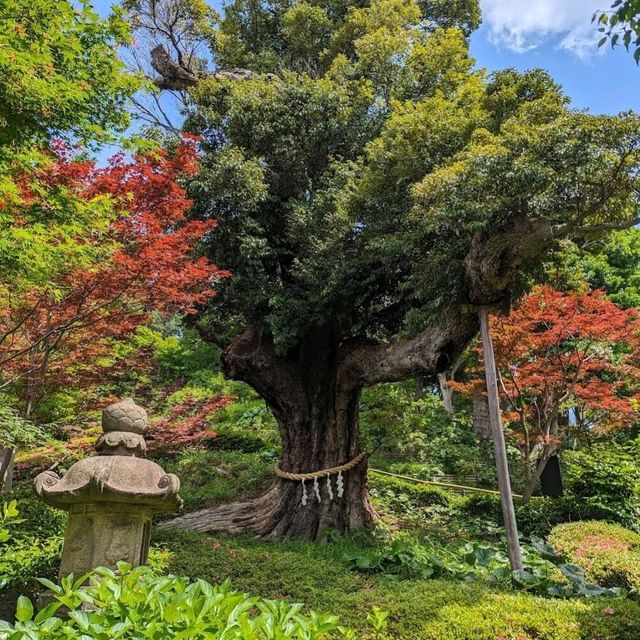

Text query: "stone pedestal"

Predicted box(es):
[59, 504, 153, 577]
[34, 398, 182, 580]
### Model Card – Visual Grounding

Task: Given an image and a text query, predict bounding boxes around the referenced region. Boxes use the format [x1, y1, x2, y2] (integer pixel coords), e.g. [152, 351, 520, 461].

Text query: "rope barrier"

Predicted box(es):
[275, 456, 535, 502]
[369, 467, 526, 499]
[275, 451, 368, 481]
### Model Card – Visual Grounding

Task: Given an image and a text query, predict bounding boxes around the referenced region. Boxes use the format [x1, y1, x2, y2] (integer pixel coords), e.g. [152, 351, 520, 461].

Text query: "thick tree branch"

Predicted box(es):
[219, 325, 307, 423]
[338, 209, 630, 390]
[150, 45, 277, 90]
[195, 322, 229, 349]
[555, 216, 640, 236]
[339, 309, 478, 389]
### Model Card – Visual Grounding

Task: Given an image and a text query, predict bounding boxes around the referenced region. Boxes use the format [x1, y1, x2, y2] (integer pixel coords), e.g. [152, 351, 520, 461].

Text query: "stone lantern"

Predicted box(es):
[34, 398, 182, 579]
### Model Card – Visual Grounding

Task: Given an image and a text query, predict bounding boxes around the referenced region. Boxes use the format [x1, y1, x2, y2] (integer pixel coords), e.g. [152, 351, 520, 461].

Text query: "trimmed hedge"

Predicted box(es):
[549, 521, 640, 599]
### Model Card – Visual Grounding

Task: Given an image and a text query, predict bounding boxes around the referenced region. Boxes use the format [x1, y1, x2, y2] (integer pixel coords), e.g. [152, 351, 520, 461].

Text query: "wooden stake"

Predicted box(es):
[478, 307, 524, 572]
[0, 448, 15, 494]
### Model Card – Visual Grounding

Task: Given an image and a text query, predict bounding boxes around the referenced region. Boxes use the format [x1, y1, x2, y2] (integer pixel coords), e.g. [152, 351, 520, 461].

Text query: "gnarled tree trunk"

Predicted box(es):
[165, 312, 476, 539]
[164, 326, 376, 539]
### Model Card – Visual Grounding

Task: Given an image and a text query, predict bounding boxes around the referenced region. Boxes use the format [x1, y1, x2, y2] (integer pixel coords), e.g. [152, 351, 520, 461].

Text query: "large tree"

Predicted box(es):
[0, 142, 222, 418]
[131, 0, 640, 539]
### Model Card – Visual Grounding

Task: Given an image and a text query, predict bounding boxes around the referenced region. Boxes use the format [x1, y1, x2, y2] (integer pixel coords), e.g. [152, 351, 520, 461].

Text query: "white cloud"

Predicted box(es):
[480, 0, 605, 59]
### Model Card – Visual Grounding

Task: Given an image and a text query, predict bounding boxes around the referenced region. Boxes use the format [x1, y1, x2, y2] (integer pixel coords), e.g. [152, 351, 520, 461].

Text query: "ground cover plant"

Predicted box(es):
[0, 563, 345, 640]
[549, 521, 640, 599]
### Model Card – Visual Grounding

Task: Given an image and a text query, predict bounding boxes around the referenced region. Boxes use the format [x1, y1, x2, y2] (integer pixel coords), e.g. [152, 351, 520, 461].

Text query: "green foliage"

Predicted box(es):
[161, 449, 275, 512]
[0, 0, 138, 147]
[362, 385, 485, 480]
[157, 528, 640, 639]
[458, 494, 618, 539]
[343, 532, 622, 599]
[0, 405, 45, 451]
[456, 440, 640, 538]
[549, 521, 640, 599]
[0, 500, 62, 617]
[1, 488, 66, 541]
[563, 442, 640, 530]
[369, 473, 450, 519]
[134, 320, 220, 383]
[547, 230, 640, 309]
[0, 563, 343, 639]
[594, 1, 640, 63]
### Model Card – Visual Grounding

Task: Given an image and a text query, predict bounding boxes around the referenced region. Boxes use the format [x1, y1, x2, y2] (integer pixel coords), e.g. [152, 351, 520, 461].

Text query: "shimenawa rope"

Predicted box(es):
[274, 451, 368, 481]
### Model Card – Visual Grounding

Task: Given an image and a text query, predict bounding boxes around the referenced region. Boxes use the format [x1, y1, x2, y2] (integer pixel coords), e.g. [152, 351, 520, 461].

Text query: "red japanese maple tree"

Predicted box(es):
[0, 139, 227, 417]
[454, 287, 640, 501]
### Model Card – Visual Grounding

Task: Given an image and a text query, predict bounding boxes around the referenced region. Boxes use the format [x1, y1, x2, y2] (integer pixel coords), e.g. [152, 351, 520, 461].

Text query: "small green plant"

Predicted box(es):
[0, 500, 62, 601]
[0, 563, 346, 639]
[366, 606, 390, 633]
[343, 533, 623, 599]
[0, 501, 20, 542]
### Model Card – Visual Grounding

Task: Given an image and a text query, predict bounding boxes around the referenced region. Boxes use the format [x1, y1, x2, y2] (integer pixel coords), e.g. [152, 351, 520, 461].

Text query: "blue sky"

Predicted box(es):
[472, 0, 639, 114]
[93, 0, 639, 115]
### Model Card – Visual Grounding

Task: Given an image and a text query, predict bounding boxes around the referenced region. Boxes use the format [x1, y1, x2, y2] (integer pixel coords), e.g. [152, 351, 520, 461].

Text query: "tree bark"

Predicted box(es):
[522, 443, 557, 503]
[0, 448, 15, 494]
[164, 326, 375, 540]
[438, 373, 454, 413]
[472, 388, 491, 443]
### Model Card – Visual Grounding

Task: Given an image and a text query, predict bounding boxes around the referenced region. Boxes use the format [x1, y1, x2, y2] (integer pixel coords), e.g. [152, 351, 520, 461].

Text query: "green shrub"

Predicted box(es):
[563, 443, 640, 530]
[362, 387, 485, 480]
[548, 521, 640, 599]
[206, 432, 269, 453]
[459, 494, 613, 538]
[0, 563, 344, 639]
[0, 500, 62, 621]
[369, 473, 450, 518]
[2, 488, 66, 540]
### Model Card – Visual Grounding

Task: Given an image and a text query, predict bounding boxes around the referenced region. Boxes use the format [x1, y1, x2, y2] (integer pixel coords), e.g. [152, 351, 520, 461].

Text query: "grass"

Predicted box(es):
[147, 455, 640, 639]
[154, 527, 640, 639]
[159, 449, 275, 512]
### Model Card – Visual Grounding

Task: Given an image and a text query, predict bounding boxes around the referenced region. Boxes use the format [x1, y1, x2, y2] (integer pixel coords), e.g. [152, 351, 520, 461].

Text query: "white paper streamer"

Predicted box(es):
[301, 480, 308, 506]
[313, 476, 322, 502]
[327, 475, 334, 501]
[336, 471, 344, 498]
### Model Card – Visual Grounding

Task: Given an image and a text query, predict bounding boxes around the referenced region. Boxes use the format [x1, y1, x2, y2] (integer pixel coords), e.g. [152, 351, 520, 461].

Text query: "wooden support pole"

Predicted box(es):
[478, 307, 524, 572]
[0, 448, 15, 494]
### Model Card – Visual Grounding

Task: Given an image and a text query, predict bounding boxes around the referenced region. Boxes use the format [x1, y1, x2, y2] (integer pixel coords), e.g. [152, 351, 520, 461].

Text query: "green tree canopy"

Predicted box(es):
[547, 229, 640, 309]
[0, 0, 141, 294]
[132, 0, 640, 539]
[0, 0, 137, 147]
